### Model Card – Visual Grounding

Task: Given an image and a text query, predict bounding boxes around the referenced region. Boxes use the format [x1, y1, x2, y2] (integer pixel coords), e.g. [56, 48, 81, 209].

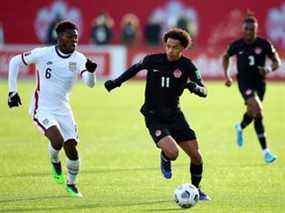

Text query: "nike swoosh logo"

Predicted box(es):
[153, 69, 159, 72]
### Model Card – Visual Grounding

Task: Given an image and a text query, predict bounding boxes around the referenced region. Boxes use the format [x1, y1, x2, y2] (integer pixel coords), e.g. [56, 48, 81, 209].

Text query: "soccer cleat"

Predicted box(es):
[51, 162, 65, 184]
[160, 152, 172, 179]
[198, 188, 211, 201]
[264, 151, 277, 164]
[66, 184, 83, 198]
[235, 123, 244, 147]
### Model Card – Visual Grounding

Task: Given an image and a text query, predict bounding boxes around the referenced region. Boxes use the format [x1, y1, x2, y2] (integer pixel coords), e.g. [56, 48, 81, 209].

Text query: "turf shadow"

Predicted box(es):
[0, 199, 171, 212]
[0, 164, 187, 179]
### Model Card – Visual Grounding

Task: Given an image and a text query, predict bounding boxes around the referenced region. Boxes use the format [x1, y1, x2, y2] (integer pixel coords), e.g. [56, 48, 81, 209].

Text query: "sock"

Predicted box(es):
[254, 117, 267, 150]
[262, 148, 270, 156]
[240, 113, 253, 129]
[67, 159, 80, 185]
[48, 143, 60, 163]
[190, 163, 203, 188]
[161, 151, 170, 162]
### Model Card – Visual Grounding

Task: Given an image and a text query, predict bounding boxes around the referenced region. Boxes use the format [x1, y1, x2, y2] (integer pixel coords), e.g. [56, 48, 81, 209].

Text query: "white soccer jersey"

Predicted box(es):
[20, 46, 87, 115]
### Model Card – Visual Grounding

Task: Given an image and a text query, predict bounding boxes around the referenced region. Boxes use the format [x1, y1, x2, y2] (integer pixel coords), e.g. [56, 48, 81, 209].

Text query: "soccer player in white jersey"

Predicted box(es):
[8, 21, 97, 197]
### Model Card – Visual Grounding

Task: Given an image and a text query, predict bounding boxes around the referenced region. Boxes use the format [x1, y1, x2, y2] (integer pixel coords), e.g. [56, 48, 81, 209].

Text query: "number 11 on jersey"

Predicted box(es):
[161, 77, 170, 88]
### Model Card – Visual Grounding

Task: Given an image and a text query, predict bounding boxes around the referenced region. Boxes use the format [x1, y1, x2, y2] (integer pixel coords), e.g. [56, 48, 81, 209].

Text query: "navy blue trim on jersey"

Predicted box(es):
[55, 46, 72, 59]
[80, 69, 87, 77]
[21, 53, 28, 66]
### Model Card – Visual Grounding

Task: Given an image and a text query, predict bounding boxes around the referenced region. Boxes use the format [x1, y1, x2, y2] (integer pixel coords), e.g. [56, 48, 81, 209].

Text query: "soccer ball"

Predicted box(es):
[174, 183, 199, 208]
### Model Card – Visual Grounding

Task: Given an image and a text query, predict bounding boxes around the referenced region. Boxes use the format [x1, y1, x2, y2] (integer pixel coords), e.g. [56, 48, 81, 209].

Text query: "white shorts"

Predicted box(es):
[32, 110, 79, 142]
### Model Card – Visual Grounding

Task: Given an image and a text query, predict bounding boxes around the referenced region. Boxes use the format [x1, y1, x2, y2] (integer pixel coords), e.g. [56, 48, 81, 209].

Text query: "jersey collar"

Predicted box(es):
[55, 46, 73, 59]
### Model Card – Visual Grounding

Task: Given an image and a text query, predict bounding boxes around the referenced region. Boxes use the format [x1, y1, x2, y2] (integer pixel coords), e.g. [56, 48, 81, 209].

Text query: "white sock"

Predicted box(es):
[67, 159, 80, 185]
[48, 143, 60, 163]
[262, 148, 270, 156]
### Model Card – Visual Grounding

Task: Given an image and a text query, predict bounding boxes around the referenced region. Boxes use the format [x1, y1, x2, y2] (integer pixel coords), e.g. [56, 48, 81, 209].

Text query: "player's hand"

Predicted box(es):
[8, 92, 22, 108]
[258, 66, 270, 77]
[186, 81, 197, 92]
[85, 58, 97, 73]
[225, 77, 233, 87]
[104, 80, 121, 92]
[186, 81, 207, 97]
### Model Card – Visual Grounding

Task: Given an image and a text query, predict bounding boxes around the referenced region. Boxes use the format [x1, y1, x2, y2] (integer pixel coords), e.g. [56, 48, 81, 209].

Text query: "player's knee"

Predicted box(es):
[50, 136, 64, 150]
[191, 151, 202, 164]
[64, 140, 78, 160]
[255, 112, 263, 119]
[166, 149, 179, 161]
[252, 106, 262, 118]
[45, 127, 64, 150]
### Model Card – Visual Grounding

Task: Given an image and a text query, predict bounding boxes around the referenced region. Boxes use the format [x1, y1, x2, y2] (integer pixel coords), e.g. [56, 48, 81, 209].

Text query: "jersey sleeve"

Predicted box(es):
[187, 61, 202, 84]
[21, 48, 43, 65]
[226, 42, 237, 57]
[137, 55, 152, 69]
[264, 39, 276, 58]
[115, 55, 152, 84]
[76, 53, 88, 76]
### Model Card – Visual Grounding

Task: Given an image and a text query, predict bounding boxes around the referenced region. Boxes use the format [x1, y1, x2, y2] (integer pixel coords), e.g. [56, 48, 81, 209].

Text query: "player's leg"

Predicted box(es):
[171, 112, 210, 200]
[145, 115, 178, 179]
[157, 136, 179, 179]
[45, 126, 65, 184]
[235, 82, 255, 147]
[63, 139, 82, 197]
[251, 85, 277, 163]
[33, 112, 65, 184]
[57, 112, 82, 197]
[178, 140, 210, 201]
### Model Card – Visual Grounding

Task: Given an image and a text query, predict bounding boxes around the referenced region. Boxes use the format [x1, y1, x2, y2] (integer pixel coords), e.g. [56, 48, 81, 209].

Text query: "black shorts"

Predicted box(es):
[237, 79, 266, 102]
[144, 111, 197, 145]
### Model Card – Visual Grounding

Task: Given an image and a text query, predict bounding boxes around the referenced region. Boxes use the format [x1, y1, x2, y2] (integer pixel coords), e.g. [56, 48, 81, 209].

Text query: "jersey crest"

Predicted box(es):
[155, 129, 162, 137]
[69, 62, 77, 72]
[255, 47, 262, 55]
[173, 69, 182, 78]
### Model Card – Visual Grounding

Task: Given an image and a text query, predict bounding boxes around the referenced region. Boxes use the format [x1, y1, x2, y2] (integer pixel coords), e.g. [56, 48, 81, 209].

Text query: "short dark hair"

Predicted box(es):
[55, 21, 78, 35]
[163, 28, 192, 48]
[243, 10, 258, 24]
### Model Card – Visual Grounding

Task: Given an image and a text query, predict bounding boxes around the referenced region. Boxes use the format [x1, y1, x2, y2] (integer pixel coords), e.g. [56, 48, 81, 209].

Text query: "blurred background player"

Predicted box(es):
[105, 28, 210, 200]
[120, 13, 142, 47]
[90, 12, 114, 45]
[8, 21, 97, 197]
[46, 14, 62, 45]
[222, 13, 281, 163]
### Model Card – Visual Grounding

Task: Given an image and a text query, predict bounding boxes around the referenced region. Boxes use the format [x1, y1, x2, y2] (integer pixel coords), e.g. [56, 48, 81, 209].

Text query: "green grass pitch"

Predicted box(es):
[0, 80, 284, 212]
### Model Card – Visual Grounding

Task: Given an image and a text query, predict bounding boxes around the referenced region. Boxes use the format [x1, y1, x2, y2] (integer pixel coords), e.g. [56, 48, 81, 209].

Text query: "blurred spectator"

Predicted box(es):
[0, 22, 4, 46]
[90, 12, 114, 45]
[121, 13, 141, 47]
[176, 16, 189, 32]
[144, 13, 162, 46]
[176, 15, 197, 39]
[148, 1, 199, 39]
[46, 14, 62, 45]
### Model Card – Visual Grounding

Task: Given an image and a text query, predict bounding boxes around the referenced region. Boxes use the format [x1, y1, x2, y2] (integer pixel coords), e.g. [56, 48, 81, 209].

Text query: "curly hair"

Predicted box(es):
[163, 28, 192, 49]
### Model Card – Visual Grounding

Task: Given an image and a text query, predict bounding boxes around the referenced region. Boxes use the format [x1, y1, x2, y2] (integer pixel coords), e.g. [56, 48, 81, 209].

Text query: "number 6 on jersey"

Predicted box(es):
[45, 68, 52, 79]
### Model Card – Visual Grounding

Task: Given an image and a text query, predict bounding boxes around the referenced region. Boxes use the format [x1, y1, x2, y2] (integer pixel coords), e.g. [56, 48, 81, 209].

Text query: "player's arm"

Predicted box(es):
[186, 79, 207, 98]
[8, 49, 41, 108]
[8, 54, 24, 108]
[80, 58, 97, 88]
[104, 57, 148, 92]
[186, 65, 207, 98]
[258, 41, 281, 75]
[223, 43, 237, 87]
[223, 53, 233, 87]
